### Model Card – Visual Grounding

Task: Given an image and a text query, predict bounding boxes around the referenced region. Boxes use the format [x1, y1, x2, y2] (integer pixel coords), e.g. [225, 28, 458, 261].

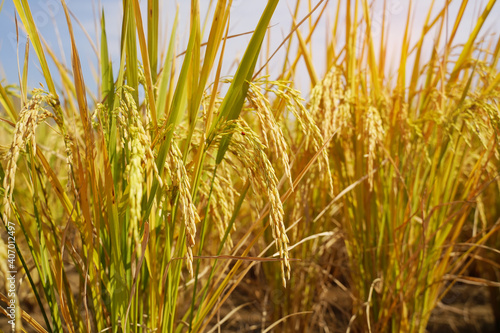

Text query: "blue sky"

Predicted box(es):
[0, 0, 499, 96]
[0, 0, 283, 92]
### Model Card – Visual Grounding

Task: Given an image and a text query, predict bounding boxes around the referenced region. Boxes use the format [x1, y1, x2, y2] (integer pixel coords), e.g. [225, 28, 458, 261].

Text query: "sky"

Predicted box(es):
[0, 0, 499, 97]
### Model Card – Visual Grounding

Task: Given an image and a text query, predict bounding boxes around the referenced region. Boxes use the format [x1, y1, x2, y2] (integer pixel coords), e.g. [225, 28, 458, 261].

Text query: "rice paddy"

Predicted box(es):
[1, 0, 499, 332]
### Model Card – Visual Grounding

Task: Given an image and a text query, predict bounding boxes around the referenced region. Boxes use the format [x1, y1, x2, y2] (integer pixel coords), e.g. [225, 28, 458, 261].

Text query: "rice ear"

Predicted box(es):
[2, 90, 56, 220]
[164, 140, 199, 276]
[248, 80, 293, 189]
[215, 119, 291, 285]
[364, 105, 385, 191]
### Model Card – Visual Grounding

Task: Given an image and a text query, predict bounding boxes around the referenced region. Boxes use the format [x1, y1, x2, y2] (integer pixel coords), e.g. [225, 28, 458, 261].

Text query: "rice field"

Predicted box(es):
[0, 0, 499, 332]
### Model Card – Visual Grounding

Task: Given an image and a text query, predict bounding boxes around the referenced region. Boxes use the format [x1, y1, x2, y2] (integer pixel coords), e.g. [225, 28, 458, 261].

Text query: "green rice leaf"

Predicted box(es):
[214, 0, 279, 164]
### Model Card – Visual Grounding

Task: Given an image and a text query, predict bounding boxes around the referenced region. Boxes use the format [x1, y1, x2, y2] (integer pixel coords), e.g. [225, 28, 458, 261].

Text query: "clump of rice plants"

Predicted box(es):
[279, 0, 500, 332]
[0, 0, 329, 332]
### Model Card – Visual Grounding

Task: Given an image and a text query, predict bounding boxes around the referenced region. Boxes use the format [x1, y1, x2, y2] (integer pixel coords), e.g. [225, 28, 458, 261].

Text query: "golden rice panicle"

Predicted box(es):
[321, 70, 335, 137]
[116, 109, 129, 149]
[195, 160, 236, 249]
[310, 67, 348, 138]
[2, 90, 55, 220]
[309, 84, 323, 124]
[462, 98, 499, 152]
[207, 178, 227, 247]
[310, 69, 334, 137]
[211, 170, 236, 248]
[122, 87, 145, 255]
[365, 105, 385, 191]
[117, 86, 163, 187]
[483, 101, 500, 157]
[91, 102, 109, 136]
[127, 133, 144, 255]
[222, 120, 290, 286]
[274, 81, 334, 195]
[120, 86, 161, 256]
[248, 79, 293, 189]
[165, 141, 199, 276]
[123, 87, 162, 186]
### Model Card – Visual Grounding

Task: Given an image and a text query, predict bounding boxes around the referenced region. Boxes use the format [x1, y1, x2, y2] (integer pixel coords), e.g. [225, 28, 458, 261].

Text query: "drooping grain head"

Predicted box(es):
[164, 139, 199, 276]
[216, 119, 291, 285]
[118, 86, 163, 256]
[248, 79, 293, 190]
[2, 90, 55, 220]
[276, 81, 334, 195]
[364, 105, 385, 191]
